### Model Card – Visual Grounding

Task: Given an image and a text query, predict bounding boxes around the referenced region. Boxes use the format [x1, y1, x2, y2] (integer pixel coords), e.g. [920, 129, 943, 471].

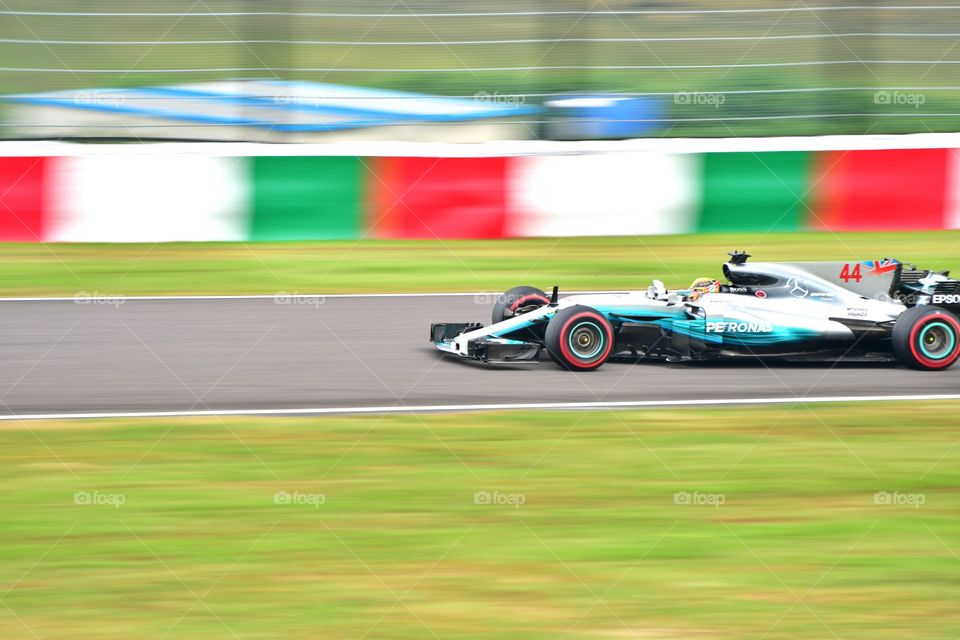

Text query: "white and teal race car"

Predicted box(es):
[430, 253, 960, 371]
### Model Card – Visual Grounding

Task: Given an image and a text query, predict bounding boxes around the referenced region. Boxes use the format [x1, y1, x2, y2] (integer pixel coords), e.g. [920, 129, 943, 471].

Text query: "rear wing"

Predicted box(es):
[895, 266, 960, 311]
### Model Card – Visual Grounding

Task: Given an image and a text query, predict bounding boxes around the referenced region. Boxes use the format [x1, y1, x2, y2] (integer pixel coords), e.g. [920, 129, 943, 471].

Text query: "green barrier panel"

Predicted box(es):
[251, 156, 362, 240]
[697, 151, 812, 233]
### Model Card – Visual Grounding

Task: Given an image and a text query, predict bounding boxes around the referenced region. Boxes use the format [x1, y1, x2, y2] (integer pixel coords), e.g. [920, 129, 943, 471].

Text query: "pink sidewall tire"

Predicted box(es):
[545, 305, 614, 371]
[892, 306, 960, 370]
[491, 286, 550, 324]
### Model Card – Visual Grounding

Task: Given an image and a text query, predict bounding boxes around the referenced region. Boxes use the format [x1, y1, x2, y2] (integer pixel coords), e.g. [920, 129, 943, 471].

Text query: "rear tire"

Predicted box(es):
[491, 286, 550, 324]
[545, 305, 614, 371]
[892, 306, 960, 370]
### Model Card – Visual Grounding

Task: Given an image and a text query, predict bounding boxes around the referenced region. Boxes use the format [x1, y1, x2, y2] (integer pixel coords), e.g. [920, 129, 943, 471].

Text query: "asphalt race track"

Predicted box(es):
[1, 294, 959, 418]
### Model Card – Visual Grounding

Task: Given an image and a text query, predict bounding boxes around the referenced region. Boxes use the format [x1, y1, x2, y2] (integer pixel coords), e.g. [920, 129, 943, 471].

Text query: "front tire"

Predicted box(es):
[545, 305, 614, 371]
[491, 286, 550, 324]
[892, 306, 960, 370]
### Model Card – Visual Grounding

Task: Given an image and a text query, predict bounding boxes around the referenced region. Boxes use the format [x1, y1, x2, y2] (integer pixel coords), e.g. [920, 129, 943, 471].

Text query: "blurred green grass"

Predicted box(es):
[0, 402, 958, 638]
[1, 230, 959, 296]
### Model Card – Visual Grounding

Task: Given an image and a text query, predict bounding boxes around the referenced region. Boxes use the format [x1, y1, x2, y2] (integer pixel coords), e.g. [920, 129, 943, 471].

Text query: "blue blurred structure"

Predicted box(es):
[543, 95, 666, 140]
[3, 80, 540, 142]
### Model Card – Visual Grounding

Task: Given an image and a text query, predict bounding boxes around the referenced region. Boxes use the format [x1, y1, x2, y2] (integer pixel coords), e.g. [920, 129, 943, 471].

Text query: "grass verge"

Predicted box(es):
[0, 230, 958, 296]
[0, 402, 958, 638]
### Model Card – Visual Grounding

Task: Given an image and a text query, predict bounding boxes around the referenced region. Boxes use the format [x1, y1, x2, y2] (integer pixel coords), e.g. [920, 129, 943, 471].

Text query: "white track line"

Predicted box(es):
[3, 394, 960, 421]
[5, 132, 960, 156]
[0, 291, 619, 302]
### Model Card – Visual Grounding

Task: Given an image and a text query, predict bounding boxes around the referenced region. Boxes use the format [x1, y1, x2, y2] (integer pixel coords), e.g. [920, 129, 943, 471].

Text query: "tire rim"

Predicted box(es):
[568, 321, 604, 359]
[918, 322, 956, 360]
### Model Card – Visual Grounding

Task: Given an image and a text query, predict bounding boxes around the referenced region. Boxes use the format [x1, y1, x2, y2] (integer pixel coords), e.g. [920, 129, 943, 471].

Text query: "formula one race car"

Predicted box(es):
[429, 253, 960, 371]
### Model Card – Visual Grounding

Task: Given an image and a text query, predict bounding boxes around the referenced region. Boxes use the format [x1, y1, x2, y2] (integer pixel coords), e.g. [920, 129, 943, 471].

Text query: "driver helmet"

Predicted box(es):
[688, 277, 721, 301]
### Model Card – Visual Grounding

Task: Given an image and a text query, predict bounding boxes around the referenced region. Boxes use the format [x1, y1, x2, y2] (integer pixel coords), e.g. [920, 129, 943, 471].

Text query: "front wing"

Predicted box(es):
[431, 323, 541, 364]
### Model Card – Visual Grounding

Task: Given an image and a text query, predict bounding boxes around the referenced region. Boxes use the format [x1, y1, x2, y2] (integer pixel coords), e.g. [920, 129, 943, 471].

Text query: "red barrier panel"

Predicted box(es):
[0, 157, 46, 241]
[366, 156, 508, 239]
[812, 149, 950, 231]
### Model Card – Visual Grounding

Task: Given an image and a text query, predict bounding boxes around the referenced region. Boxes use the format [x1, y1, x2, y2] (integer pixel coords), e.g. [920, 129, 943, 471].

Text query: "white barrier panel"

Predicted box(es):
[46, 155, 250, 242]
[506, 153, 700, 237]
